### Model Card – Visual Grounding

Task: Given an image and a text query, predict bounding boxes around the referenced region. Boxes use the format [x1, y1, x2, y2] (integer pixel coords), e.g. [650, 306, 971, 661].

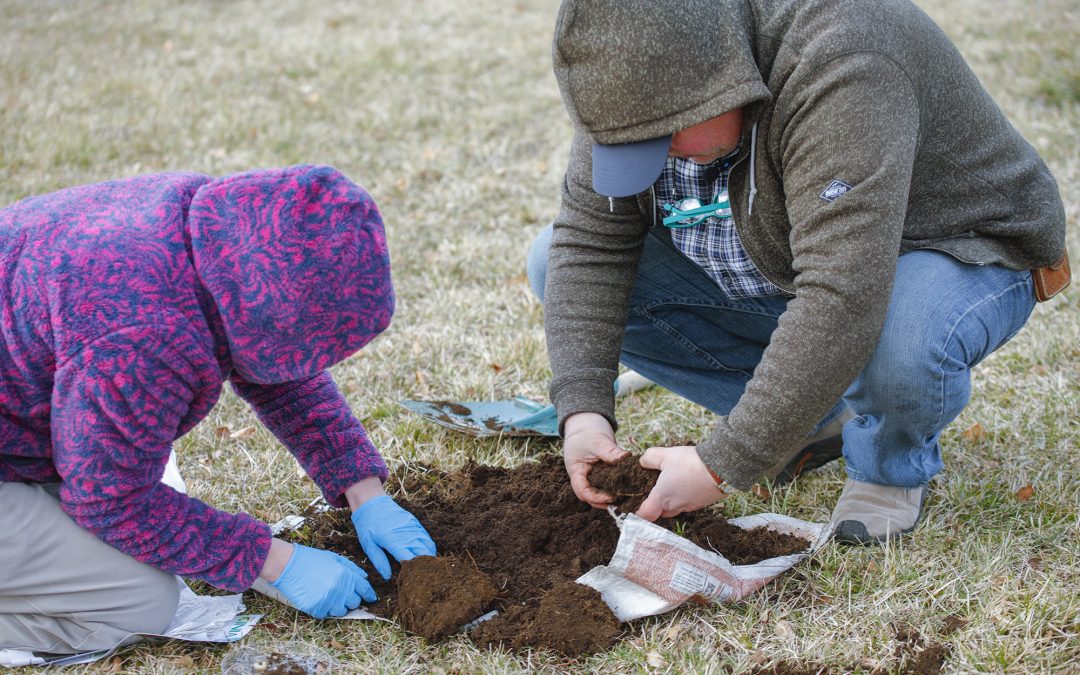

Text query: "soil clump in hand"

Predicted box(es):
[587, 458, 659, 513]
[395, 555, 498, 640]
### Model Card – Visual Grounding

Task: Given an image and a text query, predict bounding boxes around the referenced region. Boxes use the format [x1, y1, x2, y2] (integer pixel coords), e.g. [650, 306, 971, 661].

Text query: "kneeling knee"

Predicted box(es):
[525, 223, 553, 302]
[115, 568, 181, 638]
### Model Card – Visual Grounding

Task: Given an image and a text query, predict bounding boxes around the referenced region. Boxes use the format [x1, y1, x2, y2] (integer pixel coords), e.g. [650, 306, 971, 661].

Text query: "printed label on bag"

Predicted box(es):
[670, 561, 723, 598]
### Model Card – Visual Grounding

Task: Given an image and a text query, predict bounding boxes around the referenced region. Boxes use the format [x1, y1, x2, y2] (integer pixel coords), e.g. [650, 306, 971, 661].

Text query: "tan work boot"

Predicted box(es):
[771, 409, 856, 485]
[831, 479, 927, 545]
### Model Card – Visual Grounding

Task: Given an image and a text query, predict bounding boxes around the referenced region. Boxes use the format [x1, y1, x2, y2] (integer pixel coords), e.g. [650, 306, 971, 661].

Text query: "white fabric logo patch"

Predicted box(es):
[820, 179, 852, 202]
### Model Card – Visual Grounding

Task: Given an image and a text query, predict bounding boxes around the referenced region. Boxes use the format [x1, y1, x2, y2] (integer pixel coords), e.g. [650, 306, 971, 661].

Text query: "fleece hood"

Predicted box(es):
[552, 0, 771, 145]
[187, 165, 393, 384]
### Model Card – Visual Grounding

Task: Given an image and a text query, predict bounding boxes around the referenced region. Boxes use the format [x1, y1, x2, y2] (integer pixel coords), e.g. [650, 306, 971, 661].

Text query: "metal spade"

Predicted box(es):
[399, 371, 654, 437]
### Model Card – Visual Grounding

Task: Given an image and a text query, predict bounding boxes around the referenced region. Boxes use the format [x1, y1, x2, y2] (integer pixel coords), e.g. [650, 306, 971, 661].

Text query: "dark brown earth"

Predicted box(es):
[285, 455, 811, 656]
[587, 459, 659, 513]
[394, 555, 498, 641]
[587, 456, 809, 562]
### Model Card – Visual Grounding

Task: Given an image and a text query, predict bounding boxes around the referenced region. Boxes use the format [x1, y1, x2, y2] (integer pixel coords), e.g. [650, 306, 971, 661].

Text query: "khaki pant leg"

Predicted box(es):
[0, 482, 180, 654]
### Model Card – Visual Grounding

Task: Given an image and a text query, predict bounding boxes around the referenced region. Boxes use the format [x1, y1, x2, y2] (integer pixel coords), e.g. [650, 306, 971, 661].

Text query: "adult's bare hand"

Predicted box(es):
[635, 445, 726, 521]
[562, 412, 630, 508]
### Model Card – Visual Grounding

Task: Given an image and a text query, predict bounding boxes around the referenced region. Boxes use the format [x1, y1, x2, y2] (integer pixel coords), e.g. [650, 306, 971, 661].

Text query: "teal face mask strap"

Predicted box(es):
[661, 196, 732, 227]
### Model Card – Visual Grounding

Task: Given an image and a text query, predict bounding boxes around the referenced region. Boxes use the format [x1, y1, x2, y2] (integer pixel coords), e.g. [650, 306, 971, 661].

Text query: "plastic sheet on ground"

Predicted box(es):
[577, 512, 832, 622]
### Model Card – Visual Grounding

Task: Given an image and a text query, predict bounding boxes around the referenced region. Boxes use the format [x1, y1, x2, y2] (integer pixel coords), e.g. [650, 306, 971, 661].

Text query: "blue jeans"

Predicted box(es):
[527, 224, 1036, 487]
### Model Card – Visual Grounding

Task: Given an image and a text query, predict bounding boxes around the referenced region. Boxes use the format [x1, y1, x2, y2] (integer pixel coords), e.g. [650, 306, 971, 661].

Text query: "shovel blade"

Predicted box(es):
[398, 397, 559, 437]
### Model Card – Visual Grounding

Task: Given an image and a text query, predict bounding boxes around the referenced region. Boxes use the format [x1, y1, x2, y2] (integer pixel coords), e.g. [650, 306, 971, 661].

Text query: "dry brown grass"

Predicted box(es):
[1, 0, 1077, 672]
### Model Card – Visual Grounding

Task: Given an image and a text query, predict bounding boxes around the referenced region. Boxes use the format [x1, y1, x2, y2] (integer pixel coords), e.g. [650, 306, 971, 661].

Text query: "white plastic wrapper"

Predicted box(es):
[578, 512, 832, 622]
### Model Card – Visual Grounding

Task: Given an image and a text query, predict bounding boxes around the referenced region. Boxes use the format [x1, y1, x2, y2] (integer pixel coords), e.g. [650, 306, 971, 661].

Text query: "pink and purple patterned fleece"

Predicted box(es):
[0, 165, 394, 591]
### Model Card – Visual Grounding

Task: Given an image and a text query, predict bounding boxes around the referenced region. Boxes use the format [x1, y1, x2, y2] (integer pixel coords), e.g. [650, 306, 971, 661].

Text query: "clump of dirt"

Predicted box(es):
[472, 582, 620, 657]
[587, 459, 658, 513]
[516, 582, 620, 656]
[891, 623, 951, 675]
[395, 555, 498, 641]
[285, 455, 811, 656]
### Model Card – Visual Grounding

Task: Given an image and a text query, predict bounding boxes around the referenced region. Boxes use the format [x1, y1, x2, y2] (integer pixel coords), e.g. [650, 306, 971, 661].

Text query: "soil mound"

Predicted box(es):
[680, 517, 809, 564]
[395, 555, 498, 640]
[516, 582, 621, 656]
[287, 455, 810, 656]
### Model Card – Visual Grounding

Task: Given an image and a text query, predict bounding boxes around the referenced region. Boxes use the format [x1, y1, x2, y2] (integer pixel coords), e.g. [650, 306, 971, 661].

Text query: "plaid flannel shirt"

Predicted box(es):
[655, 154, 784, 299]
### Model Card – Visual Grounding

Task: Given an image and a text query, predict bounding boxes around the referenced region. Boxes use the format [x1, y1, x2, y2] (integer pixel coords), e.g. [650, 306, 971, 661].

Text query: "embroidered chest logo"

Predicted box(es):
[819, 179, 852, 202]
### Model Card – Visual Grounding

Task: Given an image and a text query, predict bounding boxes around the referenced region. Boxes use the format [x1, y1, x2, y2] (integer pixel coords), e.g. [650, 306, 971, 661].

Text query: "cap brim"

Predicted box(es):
[592, 135, 672, 198]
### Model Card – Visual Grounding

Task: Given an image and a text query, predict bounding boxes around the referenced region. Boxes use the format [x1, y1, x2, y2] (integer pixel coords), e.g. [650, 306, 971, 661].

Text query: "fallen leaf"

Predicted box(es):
[961, 422, 987, 443]
[866, 559, 879, 572]
[415, 370, 425, 386]
[646, 651, 666, 668]
[774, 619, 796, 640]
[941, 614, 969, 636]
[214, 426, 230, 438]
[661, 625, 682, 642]
[1026, 556, 1043, 571]
[1015, 484, 1035, 502]
[328, 639, 346, 650]
[411, 341, 424, 355]
[108, 657, 124, 672]
[229, 426, 256, 440]
[172, 655, 195, 668]
[750, 484, 771, 500]
[490, 363, 505, 374]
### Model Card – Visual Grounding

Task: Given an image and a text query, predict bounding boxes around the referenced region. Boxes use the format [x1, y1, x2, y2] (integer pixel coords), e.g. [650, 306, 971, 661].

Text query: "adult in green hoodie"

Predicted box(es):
[527, 0, 1067, 543]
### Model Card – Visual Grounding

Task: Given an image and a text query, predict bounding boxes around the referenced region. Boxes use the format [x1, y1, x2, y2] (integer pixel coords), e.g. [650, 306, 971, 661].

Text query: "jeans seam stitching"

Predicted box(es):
[635, 308, 751, 373]
[933, 277, 1034, 435]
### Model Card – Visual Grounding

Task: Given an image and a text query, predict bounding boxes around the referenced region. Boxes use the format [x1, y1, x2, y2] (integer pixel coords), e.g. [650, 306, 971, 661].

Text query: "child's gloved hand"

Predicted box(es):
[351, 495, 437, 579]
[270, 543, 376, 619]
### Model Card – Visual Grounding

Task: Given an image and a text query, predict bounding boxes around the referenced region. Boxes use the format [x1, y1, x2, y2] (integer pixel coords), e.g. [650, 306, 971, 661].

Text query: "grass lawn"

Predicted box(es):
[1, 0, 1077, 672]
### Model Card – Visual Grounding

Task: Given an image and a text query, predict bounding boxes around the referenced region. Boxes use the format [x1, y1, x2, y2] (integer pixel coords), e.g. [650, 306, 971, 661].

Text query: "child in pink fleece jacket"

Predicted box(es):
[0, 165, 435, 654]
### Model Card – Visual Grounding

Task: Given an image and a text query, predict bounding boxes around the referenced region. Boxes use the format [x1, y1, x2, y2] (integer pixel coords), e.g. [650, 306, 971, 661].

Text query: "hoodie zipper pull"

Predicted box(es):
[608, 197, 615, 213]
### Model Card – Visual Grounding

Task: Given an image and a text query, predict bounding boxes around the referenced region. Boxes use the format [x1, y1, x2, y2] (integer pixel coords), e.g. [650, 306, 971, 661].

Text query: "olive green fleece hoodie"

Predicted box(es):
[544, 0, 1067, 490]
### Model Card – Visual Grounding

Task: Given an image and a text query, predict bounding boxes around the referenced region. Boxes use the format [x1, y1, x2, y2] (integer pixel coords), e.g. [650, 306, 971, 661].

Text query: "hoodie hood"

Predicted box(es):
[187, 165, 393, 384]
[552, 0, 771, 144]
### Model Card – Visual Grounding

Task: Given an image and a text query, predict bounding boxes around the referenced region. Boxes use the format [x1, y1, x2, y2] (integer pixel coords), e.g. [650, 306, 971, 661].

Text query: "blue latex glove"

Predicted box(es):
[351, 495, 437, 579]
[271, 544, 377, 619]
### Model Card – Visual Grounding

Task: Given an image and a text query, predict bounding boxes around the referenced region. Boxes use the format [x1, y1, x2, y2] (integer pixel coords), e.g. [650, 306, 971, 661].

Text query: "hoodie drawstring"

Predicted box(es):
[748, 122, 758, 216]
